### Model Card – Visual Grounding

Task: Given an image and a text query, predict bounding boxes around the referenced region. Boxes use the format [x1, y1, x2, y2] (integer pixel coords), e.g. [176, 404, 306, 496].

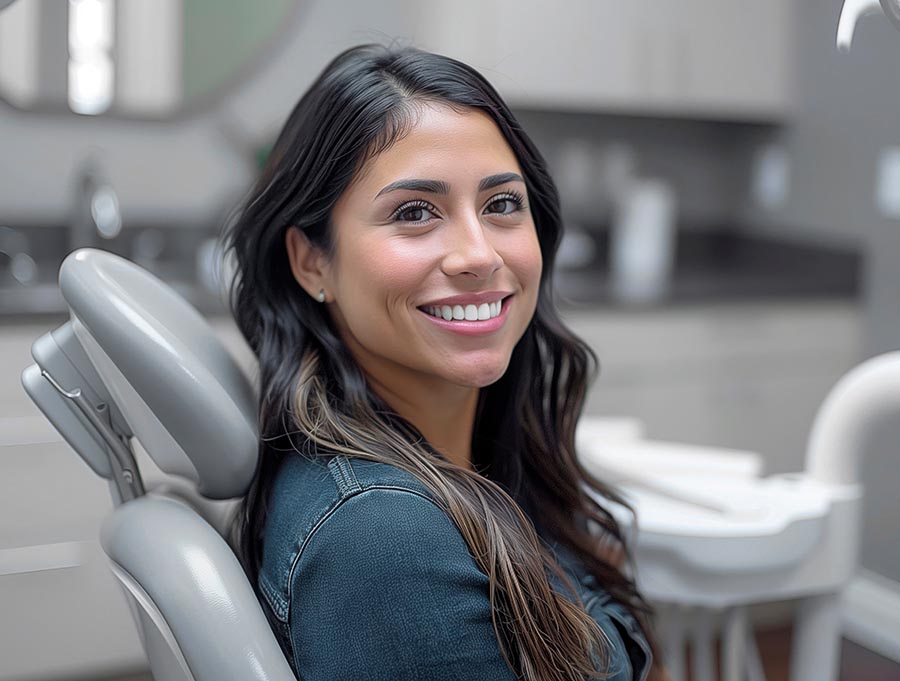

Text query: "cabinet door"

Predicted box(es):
[0, 438, 146, 681]
[571, 302, 863, 473]
[672, 0, 793, 119]
[492, 0, 643, 110]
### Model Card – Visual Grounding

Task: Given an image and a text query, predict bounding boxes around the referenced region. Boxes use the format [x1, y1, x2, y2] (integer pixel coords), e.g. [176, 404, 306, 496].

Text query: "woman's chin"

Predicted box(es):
[444, 359, 511, 389]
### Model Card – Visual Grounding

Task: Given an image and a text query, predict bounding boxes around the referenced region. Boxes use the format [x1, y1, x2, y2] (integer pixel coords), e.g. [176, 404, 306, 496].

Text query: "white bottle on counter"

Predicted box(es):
[609, 178, 677, 306]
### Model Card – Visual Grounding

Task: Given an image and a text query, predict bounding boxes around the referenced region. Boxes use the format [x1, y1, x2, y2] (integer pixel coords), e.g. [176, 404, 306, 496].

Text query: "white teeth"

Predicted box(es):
[422, 299, 505, 321]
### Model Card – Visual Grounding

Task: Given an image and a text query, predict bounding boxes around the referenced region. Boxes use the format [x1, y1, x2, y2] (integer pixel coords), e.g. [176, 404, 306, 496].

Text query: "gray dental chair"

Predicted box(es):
[20, 248, 296, 681]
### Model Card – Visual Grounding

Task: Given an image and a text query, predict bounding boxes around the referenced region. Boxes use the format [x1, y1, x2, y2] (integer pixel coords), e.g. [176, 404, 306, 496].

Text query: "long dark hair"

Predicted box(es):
[226, 44, 659, 680]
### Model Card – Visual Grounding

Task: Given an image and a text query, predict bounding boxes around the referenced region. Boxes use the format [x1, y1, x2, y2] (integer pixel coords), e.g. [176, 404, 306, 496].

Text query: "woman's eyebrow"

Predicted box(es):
[375, 179, 450, 198]
[374, 172, 524, 199]
[478, 172, 524, 191]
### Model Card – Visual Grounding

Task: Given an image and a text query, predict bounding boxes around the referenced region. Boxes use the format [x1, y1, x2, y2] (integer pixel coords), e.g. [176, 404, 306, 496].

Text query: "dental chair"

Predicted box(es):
[21, 248, 296, 681]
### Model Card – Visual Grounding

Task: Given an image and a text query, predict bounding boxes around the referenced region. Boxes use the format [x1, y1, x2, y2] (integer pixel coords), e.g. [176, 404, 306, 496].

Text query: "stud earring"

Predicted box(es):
[316, 288, 326, 303]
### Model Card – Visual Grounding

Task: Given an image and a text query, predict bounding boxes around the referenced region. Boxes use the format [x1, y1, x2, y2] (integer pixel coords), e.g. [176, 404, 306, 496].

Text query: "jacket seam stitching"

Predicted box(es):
[325, 457, 351, 494]
[340, 455, 362, 490]
[333, 456, 352, 492]
[258, 572, 288, 621]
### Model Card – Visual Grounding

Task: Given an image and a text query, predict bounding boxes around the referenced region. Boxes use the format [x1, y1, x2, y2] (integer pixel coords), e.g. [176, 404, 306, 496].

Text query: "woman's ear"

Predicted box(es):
[285, 226, 330, 300]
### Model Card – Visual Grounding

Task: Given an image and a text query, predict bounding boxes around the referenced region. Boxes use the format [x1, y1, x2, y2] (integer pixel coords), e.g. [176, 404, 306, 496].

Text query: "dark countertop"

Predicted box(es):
[553, 228, 861, 309]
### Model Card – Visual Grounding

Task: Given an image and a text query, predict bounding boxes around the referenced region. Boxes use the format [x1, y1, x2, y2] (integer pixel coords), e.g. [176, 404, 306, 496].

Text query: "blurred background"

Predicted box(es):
[0, 0, 898, 679]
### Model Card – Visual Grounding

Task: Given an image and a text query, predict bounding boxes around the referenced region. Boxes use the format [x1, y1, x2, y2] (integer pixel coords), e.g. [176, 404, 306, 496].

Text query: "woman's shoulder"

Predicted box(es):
[265, 452, 517, 679]
[259, 450, 449, 622]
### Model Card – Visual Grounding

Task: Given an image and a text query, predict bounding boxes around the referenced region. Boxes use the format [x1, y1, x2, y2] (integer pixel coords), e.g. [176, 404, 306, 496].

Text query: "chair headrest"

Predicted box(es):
[59, 248, 258, 499]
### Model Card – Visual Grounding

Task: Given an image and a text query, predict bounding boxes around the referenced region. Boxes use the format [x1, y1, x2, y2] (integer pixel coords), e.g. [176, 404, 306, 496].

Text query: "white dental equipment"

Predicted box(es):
[578, 344, 900, 681]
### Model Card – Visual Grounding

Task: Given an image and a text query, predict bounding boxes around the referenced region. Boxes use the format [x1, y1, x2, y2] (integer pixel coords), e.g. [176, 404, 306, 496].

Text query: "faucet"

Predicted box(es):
[70, 159, 122, 252]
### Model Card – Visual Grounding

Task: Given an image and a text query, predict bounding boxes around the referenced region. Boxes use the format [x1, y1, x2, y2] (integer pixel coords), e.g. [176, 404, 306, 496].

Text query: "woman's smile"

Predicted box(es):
[416, 293, 514, 336]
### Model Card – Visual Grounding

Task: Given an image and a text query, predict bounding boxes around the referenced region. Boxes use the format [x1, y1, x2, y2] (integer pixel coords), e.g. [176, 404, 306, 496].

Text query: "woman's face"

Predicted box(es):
[295, 104, 542, 393]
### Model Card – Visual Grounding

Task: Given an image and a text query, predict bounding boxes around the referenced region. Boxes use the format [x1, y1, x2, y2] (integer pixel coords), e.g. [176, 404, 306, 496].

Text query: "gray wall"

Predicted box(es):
[735, 0, 900, 582]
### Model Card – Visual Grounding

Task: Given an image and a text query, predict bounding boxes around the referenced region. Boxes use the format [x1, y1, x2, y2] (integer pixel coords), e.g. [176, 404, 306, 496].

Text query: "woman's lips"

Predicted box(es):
[417, 295, 512, 336]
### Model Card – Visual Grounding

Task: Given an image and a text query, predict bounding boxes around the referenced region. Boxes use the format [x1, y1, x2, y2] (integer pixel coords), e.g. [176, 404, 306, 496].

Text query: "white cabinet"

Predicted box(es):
[670, 0, 793, 118]
[563, 300, 864, 474]
[0, 428, 148, 681]
[413, 0, 793, 121]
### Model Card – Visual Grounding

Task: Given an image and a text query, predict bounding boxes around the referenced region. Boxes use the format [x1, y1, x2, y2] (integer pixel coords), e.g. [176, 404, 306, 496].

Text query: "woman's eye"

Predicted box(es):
[485, 192, 525, 215]
[393, 201, 437, 224]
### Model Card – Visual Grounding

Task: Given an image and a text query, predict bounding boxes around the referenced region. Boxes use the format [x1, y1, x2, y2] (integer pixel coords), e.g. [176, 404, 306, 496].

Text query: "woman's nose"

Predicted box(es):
[440, 214, 503, 279]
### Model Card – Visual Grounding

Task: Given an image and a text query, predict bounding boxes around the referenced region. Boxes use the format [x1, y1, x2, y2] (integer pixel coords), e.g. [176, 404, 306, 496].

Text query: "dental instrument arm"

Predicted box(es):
[805, 350, 900, 485]
[837, 0, 900, 51]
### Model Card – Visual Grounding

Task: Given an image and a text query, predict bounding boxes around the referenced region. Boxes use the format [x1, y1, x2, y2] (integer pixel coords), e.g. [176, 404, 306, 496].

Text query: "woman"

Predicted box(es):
[226, 44, 662, 681]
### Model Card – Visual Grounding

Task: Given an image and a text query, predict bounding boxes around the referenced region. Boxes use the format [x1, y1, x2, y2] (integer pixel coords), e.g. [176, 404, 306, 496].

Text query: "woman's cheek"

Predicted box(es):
[509, 231, 543, 286]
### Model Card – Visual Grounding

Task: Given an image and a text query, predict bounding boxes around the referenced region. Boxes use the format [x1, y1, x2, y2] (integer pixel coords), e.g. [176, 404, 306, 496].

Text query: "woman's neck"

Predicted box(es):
[367, 373, 479, 471]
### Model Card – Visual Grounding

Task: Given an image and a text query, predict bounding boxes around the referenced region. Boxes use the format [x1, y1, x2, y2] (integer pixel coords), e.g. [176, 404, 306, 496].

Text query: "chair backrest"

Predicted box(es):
[21, 248, 296, 681]
[57, 248, 258, 499]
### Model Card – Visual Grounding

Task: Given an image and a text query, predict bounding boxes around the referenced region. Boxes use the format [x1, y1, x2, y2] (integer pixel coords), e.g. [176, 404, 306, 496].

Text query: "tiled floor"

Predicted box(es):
[94, 628, 900, 681]
[755, 627, 900, 681]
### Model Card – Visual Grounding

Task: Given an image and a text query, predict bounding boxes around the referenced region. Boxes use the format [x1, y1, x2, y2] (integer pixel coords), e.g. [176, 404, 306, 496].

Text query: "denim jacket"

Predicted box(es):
[259, 451, 653, 680]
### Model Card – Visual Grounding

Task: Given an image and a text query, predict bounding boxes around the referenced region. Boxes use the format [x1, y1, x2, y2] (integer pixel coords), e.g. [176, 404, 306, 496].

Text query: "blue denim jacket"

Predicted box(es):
[259, 451, 652, 680]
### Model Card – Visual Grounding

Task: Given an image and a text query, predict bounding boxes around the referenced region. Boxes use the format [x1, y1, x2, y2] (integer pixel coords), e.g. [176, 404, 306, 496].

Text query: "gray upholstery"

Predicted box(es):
[101, 494, 295, 681]
[58, 248, 257, 499]
[21, 248, 297, 681]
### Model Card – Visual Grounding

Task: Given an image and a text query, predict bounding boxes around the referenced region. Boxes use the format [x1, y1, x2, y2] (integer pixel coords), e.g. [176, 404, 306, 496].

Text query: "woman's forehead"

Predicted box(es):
[353, 105, 522, 197]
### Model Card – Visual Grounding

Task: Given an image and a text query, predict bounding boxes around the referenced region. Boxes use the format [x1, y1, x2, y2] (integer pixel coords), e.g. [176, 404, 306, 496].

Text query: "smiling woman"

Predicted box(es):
[284, 105, 542, 467]
[225, 44, 662, 681]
